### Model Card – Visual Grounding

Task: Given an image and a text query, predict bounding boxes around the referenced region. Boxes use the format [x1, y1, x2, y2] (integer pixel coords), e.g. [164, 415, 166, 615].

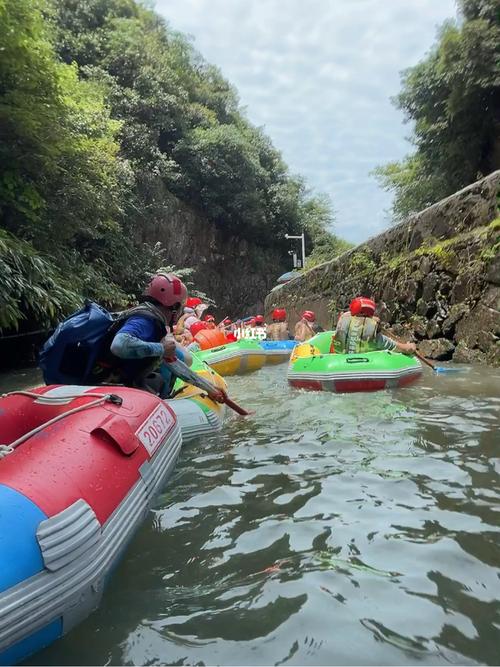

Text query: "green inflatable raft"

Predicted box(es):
[287, 331, 422, 393]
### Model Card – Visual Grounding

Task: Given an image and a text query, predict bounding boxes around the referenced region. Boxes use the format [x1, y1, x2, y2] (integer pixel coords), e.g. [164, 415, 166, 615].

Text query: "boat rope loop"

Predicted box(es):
[0, 391, 123, 459]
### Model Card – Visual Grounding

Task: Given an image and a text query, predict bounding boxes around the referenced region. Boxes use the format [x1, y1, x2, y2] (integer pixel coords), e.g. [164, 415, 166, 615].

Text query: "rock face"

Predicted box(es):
[264, 171, 500, 366]
[141, 191, 287, 316]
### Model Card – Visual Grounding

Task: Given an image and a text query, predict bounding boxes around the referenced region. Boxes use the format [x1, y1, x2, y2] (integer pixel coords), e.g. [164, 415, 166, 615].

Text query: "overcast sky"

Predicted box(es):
[156, 0, 457, 244]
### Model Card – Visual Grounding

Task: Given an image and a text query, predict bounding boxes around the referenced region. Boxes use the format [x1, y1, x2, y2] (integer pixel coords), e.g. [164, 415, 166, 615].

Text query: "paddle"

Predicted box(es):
[163, 356, 254, 416]
[382, 330, 465, 374]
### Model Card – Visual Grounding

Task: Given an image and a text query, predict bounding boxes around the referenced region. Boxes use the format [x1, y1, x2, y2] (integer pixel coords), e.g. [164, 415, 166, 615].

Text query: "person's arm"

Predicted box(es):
[175, 342, 193, 367]
[376, 333, 416, 354]
[111, 317, 175, 359]
[110, 333, 163, 359]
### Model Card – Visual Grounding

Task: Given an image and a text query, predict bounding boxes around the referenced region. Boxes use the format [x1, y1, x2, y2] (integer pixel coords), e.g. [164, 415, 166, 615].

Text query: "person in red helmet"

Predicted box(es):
[333, 296, 416, 354]
[203, 314, 216, 329]
[104, 272, 194, 396]
[266, 308, 290, 340]
[294, 309, 324, 342]
[189, 321, 209, 337]
[218, 317, 233, 331]
[175, 296, 208, 339]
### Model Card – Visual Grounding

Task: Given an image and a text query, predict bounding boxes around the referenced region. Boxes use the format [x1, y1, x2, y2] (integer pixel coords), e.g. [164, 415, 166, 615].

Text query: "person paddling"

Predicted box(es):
[333, 297, 416, 354]
[97, 274, 219, 401]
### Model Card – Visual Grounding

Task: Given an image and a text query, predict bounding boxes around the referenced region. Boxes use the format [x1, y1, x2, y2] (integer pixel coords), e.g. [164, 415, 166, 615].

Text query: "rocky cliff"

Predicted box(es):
[265, 171, 500, 366]
[140, 191, 286, 316]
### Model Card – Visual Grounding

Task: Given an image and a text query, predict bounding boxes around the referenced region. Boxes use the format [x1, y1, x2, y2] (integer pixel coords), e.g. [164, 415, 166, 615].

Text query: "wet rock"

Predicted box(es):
[436, 296, 449, 320]
[426, 318, 442, 339]
[401, 279, 420, 305]
[485, 255, 500, 285]
[375, 300, 392, 324]
[386, 322, 410, 339]
[419, 256, 433, 275]
[410, 315, 428, 338]
[418, 338, 455, 360]
[452, 342, 486, 364]
[483, 285, 500, 310]
[382, 285, 397, 304]
[477, 331, 498, 354]
[455, 303, 500, 348]
[422, 273, 440, 302]
[416, 298, 431, 317]
[442, 303, 469, 336]
[486, 342, 500, 366]
[451, 272, 482, 304]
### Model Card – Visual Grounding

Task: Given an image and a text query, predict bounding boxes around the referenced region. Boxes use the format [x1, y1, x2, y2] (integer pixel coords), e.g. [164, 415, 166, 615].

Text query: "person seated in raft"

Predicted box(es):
[294, 310, 324, 342]
[218, 317, 233, 331]
[255, 315, 267, 334]
[219, 319, 238, 342]
[204, 314, 217, 329]
[174, 297, 208, 340]
[103, 273, 196, 399]
[185, 321, 209, 352]
[332, 297, 416, 354]
[266, 308, 290, 340]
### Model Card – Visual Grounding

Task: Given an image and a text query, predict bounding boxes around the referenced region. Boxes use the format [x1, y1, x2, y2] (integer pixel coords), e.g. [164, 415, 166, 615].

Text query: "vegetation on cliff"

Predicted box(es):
[374, 0, 500, 220]
[0, 0, 344, 333]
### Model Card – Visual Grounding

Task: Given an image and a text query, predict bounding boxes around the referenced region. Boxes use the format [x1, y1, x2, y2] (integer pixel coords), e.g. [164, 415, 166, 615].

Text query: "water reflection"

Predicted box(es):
[5, 363, 499, 666]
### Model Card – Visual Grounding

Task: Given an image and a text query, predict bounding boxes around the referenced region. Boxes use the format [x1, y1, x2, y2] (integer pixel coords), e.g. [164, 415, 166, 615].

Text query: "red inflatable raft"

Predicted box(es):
[0, 384, 182, 665]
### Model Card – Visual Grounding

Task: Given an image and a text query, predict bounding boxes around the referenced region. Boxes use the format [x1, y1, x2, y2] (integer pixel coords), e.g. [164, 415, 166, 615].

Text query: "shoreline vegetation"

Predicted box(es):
[0, 0, 347, 336]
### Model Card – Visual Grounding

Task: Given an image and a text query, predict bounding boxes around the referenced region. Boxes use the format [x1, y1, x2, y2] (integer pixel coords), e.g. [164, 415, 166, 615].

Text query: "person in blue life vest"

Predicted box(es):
[333, 297, 416, 354]
[100, 273, 214, 399]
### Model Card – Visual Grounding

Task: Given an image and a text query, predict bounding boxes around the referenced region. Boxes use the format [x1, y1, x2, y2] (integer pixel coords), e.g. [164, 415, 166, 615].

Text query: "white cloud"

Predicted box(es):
[156, 0, 456, 243]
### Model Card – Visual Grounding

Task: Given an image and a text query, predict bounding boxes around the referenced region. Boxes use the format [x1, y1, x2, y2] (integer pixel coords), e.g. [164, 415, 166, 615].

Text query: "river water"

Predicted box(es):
[2, 363, 500, 666]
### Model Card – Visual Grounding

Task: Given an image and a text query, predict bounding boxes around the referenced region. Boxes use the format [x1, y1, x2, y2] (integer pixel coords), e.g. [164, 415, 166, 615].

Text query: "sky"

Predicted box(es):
[156, 0, 457, 244]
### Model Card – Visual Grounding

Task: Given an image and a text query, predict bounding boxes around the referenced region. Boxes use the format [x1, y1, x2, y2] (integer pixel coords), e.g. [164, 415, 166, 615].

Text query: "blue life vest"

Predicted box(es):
[39, 301, 166, 386]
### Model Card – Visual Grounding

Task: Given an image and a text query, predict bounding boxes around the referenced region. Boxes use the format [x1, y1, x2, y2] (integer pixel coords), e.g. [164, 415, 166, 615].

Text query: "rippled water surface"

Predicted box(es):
[3, 363, 500, 666]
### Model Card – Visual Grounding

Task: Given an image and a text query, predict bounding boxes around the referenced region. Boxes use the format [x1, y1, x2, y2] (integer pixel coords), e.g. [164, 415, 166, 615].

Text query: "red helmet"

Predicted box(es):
[272, 308, 287, 322]
[186, 296, 202, 309]
[145, 273, 187, 309]
[204, 314, 215, 322]
[223, 318, 232, 325]
[350, 297, 376, 317]
[255, 315, 264, 325]
[190, 321, 208, 336]
[302, 310, 315, 322]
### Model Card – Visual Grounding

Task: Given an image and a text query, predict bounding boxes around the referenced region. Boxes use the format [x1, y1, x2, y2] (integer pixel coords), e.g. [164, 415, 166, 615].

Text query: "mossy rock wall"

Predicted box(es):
[265, 171, 500, 366]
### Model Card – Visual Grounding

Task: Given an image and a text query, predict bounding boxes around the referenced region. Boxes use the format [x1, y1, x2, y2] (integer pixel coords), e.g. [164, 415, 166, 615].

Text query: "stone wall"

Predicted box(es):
[140, 192, 287, 317]
[264, 171, 500, 366]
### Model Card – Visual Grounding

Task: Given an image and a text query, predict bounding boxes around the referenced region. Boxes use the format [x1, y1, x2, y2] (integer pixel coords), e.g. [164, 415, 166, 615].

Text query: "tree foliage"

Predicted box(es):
[0, 0, 343, 332]
[374, 0, 500, 220]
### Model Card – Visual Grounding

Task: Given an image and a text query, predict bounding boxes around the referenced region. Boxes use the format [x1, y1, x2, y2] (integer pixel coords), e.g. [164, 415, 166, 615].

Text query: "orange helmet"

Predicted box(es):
[350, 297, 376, 317]
[302, 310, 315, 322]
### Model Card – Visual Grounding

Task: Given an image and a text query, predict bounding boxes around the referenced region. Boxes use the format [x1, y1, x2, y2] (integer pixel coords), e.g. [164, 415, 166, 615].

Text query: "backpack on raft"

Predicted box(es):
[39, 300, 168, 386]
[39, 301, 119, 385]
[38, 301, 166, 385]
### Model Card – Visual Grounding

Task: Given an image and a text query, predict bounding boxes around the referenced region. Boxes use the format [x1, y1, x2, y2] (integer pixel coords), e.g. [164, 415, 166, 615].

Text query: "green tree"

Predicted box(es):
[375, 0, 500, 220]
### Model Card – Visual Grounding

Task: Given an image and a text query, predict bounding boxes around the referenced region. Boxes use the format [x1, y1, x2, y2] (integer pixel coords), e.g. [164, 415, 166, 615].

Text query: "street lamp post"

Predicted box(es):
[285, 233, 306, 269]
